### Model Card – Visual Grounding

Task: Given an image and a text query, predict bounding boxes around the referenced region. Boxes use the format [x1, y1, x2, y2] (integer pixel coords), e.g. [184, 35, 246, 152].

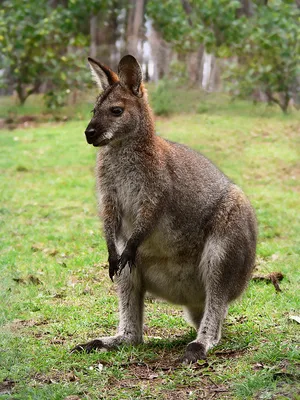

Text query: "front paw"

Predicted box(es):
[108, 255, 119, 281]
[118, 246, 136, 275]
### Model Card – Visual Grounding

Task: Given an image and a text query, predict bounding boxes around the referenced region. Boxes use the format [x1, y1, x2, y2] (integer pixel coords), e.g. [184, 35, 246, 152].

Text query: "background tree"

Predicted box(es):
[0, 0, 298, 112]
[147, 0, 300, 112]
[225, 1, 300, 112]
[0, 0, 90, 106]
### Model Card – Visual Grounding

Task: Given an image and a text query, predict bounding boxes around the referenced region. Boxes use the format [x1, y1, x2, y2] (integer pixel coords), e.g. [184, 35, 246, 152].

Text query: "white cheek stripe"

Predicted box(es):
[104, 130, 114, 140]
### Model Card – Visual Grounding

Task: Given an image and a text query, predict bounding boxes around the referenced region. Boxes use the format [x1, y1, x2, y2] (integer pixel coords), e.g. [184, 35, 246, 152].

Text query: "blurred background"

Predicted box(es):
[0, 0, 299, 120]
[1, 2, 299, 398]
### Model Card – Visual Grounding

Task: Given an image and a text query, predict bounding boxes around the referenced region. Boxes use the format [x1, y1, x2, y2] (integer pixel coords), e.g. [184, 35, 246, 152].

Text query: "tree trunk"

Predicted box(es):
[149, 26, 171, 81]
[236, 0, 254, 17]
[208, 57, 221, 91]
[89, 4, 121, 70]
[265, 88, 290, 114]
[202, 52, 212, 90]
[16, 85, 26, 105]
[90, 14, 98, 58]
[126, 0, 146, 58]
[187, 45, 204, 87]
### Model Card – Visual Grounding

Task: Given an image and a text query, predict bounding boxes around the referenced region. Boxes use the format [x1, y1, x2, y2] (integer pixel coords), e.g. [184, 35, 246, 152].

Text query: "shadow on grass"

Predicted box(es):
[144, 330, 196, 350]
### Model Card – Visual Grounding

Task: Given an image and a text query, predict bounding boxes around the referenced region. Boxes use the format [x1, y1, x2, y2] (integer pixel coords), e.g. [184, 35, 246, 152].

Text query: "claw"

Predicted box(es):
[117, 257, 135, 276]
[71, 339, 104, 354]
[180, 342, 207, 363]
[116, 244, 137, 277]
[128, 259, 136, 272]
[108, 256, 119, 282]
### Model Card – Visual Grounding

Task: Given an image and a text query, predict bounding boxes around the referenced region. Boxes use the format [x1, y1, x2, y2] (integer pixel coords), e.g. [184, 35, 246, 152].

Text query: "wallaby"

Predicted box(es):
[72, 55, 257, 363]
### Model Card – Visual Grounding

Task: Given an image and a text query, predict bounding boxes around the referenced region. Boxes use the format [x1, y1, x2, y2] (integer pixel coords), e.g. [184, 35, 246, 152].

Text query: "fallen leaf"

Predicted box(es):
[44, 248, 59, 256]
[253, 362, 264, 370]
[31, 243, 44, 252]
[148, 373, 159, 380]
[28, 274, 43, 285]
[65, 372, 78, 382]
[210, 386, 228, 393]
[252, 271, 284, 293]
[12, 277, 26, 284]
[13, 275, 42, 285]
[97, 363, 104, 372]
[68, 276, 80, 287]
[289, 315, 300, 324]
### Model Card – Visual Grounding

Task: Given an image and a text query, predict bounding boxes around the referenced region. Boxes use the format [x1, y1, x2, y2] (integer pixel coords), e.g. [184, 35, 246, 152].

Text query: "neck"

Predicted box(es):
[136, 101, 156, 142]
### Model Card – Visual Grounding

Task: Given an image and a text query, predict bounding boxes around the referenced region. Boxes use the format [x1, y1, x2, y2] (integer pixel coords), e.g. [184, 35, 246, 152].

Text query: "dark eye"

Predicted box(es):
[110, 107, 124, 116]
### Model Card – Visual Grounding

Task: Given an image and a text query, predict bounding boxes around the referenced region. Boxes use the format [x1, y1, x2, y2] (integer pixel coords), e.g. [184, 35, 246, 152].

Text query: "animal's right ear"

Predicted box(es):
[88, 57, 119, 91]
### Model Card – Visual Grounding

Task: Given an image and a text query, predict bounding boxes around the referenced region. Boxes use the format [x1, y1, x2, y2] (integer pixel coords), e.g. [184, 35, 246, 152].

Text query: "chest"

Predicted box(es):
[97, 151, 146, 216]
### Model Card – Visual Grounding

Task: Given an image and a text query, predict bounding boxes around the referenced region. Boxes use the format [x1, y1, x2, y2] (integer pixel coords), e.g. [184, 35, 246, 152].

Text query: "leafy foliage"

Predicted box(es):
[225, 1, 300, 112]
[0, 0, 89, 107]
[150, 80, 175, 115]
[147, 0, 300, 112]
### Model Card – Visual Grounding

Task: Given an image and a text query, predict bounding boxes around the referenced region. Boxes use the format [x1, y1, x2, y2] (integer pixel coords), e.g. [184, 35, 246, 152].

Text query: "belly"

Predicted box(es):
[118, 216, 205, 306]
[139, 255, 205, 306]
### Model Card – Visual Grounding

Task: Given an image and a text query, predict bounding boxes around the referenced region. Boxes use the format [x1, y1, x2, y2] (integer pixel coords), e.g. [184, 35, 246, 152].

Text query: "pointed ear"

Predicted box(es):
[88, 57, 119, 91]
[118, 55, 143, 96]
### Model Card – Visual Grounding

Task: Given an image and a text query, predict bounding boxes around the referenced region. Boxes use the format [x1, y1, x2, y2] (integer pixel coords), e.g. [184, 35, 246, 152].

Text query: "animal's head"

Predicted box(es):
[85, 55, 149, 147]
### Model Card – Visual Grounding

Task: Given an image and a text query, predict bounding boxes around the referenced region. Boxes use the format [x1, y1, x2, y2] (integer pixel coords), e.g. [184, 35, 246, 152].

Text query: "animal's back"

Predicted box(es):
[114, 137, 256, 305]
[163, 139, 232, 229]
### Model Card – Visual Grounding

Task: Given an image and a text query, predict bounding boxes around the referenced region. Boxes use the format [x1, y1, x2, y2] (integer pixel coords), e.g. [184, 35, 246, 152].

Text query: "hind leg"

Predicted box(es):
[181, 239, 250, 363]
[182, 291, 228, 362]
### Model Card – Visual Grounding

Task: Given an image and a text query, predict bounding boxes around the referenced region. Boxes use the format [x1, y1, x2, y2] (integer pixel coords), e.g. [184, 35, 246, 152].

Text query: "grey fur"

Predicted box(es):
[72, 55, 257, 363]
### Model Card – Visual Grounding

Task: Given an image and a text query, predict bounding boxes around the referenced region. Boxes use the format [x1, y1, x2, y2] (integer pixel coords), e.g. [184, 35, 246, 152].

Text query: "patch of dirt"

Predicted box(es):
[255, 381, 300, 400]
[49, 336, 69, 345]
[0, 378, 15, 395]
[0, 115, 38, 130]
[13, 274, 43, 285]
[254, 359, 300, 399]
[144, 325, 189, 339]
[108, 361, 230, 399]
[214, 347, 248, 359]
[31, 242, 59, 257]
[99, 355, 230, 399]
[4, 318, 49, 332]
[225, 315, 248, 326]
[33, 370, 79, 385]
[0, 115, 69, 130]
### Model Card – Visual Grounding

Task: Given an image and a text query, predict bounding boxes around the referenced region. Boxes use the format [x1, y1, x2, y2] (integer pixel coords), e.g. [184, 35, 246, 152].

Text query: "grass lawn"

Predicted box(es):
[0, 96, 299, 399]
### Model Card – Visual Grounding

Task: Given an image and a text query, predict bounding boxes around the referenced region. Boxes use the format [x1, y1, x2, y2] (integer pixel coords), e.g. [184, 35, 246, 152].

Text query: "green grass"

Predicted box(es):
[0, 94, 299, 399]
[0, 92, 96, 122]
[1, 84, 296, 122]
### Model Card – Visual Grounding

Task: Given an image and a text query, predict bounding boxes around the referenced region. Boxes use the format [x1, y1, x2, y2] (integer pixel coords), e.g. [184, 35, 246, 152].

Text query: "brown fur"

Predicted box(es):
[72, 55, 257, 363]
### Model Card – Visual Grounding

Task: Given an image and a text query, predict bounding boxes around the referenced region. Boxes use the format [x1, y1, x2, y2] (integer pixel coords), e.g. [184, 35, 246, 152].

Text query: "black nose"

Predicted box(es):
[85, 128, 97, 142]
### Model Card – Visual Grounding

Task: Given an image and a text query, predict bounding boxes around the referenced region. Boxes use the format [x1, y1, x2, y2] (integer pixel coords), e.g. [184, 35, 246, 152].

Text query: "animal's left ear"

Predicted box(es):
[118, 55, 143, 96]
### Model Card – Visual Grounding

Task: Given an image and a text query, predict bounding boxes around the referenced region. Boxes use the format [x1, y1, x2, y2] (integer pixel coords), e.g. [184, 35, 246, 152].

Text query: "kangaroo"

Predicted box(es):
[72, 55, 257, 363]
